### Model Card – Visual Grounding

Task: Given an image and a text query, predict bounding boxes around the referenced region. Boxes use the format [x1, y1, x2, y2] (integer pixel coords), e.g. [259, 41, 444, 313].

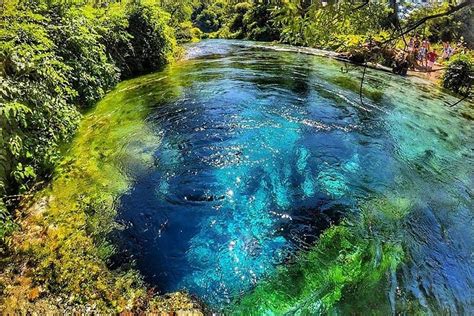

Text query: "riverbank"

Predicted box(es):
[0, 2, 194, 312]
[0, 72, 204, 313]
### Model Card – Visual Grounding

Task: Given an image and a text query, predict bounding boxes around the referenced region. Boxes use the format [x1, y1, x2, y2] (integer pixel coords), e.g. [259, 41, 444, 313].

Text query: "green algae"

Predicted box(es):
[230, 197, 411, 314]
[16, 74, 164, 310]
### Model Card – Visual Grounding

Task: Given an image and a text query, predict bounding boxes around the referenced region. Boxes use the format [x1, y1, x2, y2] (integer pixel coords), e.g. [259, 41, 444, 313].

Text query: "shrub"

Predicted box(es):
[122, 1, 177, 77]
[228, 2, 251, 37]
[94, 3, 135, 79]
[49, 5, 120, 108]
[0, 0, 178, 202]
[1, 2, 81, 196]
[443, 55, 473, 95]
[193, 1, 226, 33]
[175, 21, 202, 43]
[243, 4, 280, 41]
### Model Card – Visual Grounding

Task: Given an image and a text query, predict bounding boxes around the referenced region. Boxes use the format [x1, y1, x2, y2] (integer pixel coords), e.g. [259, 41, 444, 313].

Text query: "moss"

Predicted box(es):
[229, 197, 411, 314]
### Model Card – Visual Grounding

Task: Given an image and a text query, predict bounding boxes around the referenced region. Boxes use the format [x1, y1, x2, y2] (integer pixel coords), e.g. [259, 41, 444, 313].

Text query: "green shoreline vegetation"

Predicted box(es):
[1, 72, 203, 312]
[0, 0, 202, 312]
[1, 0, 472, 313]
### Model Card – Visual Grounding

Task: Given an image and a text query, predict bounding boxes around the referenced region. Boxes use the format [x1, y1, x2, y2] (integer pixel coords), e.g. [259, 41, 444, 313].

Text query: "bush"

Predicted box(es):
[193, 1, 226, 33]
[228, 2, 251, 38]
[243, 4, 280, 41]
[94, 3, 134, 79]
[122, 1, 177, 76]
[1, 2, 81, 196]
[175, 21, 202, 43]
[443, 55, 473, 95]
[49, 5, 120, 108]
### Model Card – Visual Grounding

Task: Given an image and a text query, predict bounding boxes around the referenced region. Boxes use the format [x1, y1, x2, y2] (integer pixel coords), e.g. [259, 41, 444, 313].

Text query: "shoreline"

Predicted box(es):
[233, 40, 444, 86]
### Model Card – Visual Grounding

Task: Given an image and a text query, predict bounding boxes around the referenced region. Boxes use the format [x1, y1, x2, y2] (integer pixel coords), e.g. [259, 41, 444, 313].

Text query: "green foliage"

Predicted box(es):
[273, 1, 390, 50]
[123, 1, 177, 76]
[201, 0, 390, 49]
[193, 0, 227, 33]
[93, 3, 134, 78]
[0, 2, 179, 309]
[201, 1, 280, 41]
[0, 0, 178, 202]
[242, 3, 280, 41]
[48, 5, 120, 108]
[1, 3, 81, 195]
[443, 54, 473, 95]
[0, 200, 16, 249]
[405, 4, 472, 43]
[226, 2, 252, 39]
[175, 21, 203, 43]
[159, 0, 197, 26]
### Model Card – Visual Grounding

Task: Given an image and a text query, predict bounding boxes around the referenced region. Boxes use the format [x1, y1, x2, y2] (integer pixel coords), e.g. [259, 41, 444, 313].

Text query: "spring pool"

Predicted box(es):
[109, 40, 473, 312]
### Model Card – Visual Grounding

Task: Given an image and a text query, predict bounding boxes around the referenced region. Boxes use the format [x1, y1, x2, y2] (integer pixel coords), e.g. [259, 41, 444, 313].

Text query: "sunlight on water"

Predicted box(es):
[112, 40, 473, 311]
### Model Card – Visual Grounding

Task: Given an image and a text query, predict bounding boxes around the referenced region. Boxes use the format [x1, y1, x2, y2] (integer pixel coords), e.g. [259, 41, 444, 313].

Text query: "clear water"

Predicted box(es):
[113, 40, 473, 311]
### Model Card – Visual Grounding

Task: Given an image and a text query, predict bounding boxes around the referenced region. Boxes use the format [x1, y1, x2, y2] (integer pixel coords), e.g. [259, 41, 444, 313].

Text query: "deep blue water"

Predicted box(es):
[114, 40, 473, 311]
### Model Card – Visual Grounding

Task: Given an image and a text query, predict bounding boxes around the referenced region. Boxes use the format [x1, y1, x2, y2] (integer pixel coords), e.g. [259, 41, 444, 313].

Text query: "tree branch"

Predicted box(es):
[382, 0, 473, 44]
[352, 0, 369, 11]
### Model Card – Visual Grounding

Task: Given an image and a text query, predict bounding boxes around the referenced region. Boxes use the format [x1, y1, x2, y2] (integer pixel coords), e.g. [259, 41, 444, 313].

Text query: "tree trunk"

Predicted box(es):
[389, 0, 399, 27]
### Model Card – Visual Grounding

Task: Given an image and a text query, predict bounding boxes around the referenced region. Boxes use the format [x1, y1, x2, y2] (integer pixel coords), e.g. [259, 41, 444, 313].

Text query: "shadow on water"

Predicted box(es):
[108, 40, 473, 312]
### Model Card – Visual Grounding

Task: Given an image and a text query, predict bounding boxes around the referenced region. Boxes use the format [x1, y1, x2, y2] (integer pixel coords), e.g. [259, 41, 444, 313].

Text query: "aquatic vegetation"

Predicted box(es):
[230, 197, 410, 314]
[443, 55, 473, 95]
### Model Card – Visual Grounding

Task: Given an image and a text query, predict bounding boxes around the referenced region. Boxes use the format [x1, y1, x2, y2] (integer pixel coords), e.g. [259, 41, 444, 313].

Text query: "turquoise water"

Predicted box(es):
[113, 40, 473, 312]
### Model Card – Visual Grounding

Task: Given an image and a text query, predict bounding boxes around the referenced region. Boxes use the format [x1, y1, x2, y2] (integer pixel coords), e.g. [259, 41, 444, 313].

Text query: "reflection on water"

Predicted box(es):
[113, 40, 473, 311]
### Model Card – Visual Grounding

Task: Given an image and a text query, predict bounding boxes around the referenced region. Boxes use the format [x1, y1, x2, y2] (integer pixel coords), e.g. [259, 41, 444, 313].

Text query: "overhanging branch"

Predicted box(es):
[382, 0, 473, 44]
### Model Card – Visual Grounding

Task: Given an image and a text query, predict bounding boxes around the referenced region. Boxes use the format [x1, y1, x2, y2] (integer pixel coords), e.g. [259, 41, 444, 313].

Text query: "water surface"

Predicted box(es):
[111, 40, 473, 312]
